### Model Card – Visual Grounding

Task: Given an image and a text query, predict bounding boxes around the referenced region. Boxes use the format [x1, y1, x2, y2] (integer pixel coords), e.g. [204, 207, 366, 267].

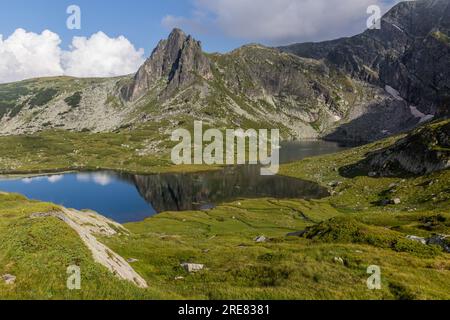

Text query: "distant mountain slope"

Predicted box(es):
[280, 0, 450, 118]
[117, 29, 403, 141]
[341, 119, 450, 177]
[1, 29, 395, 140]
[0, 0, 447, 143]
[0, 76, 132, 135]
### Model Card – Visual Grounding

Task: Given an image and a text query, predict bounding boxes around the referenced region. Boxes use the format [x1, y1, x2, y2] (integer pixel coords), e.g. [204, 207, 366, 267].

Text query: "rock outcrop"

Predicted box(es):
[341, 119, 450, 177]
[121, 28, 212, 101]
[280, 0, 450, 118]
[31, 208, 148, 288]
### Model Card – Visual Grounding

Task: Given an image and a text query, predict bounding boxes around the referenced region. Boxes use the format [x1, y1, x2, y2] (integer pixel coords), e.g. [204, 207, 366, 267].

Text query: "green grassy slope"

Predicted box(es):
[103, 197, 449, 300]
[3, 191, 448, 300]
[0, 126, 213, 175]
[0, 121, 449, 300]
[0, 193, 174, 299]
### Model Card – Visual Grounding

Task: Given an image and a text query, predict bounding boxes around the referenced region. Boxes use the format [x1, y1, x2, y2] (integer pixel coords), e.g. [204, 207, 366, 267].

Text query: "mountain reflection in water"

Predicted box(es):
[122, 165, 328, 213]
[0, 141, 349, 222]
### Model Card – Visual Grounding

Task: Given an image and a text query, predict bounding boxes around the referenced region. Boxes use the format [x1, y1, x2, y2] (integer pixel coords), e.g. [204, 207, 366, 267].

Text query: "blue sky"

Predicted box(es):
[0, 0, 401, 83]
[0, 0, 244, 53]
[0, 0, 401, 53]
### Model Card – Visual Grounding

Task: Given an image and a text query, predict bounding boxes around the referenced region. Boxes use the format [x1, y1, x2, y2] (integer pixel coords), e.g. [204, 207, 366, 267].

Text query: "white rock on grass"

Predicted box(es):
[406, 235, 427, 245]
[254, 236, 267, 243]
[2, 274, 16, 285]
[181, 263, 204, 273]
[333, 257, 345, 264]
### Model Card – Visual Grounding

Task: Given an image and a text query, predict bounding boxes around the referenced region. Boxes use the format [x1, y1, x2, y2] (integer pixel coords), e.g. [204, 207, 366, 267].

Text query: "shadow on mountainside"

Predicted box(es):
[324, 98, 420, 144]
[337, 119, 450, 179]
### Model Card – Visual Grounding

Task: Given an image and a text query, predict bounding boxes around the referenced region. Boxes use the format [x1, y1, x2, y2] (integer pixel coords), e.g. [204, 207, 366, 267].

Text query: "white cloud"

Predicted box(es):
[162, 10, 210, 34]
[163, 0, 401, 45]
[63, 32, 145, 78]
[0, 29, 145, 84]
[0, 29, 64, 83]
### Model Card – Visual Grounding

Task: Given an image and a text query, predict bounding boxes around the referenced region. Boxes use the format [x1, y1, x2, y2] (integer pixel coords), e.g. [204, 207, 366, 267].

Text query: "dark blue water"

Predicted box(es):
[0, 141, 348, 223]
[0, 173, 155, 223]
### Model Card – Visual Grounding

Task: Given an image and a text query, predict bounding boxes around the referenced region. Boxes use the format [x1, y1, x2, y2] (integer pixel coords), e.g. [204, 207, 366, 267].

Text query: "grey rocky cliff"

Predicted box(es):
[116, 30, 392, 141]
[280, 0, 450, 119]
[121, 28, 212, 102]
[340, 120, 450, 177]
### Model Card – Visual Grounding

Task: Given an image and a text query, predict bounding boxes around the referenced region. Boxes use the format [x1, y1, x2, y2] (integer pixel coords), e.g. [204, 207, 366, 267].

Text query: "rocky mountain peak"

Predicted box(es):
[121, 28, 212, 101]
[279, 0, 450, 117]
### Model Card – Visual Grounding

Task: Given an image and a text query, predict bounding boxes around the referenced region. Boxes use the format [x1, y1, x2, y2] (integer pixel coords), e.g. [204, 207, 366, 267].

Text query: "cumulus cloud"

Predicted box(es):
[163, 0, 401, 45]
[63, 32, 145, 78]
[0, 29, 64, 83]
[0, 29, 145, 84]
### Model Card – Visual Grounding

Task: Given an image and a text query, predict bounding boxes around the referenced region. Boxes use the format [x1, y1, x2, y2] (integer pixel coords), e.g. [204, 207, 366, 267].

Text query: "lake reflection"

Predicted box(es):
[0, 141, 348, 223]
[123, 166, 328, 213]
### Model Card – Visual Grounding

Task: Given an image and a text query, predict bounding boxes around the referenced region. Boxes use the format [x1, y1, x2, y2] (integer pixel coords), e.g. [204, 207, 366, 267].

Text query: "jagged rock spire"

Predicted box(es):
[122, 28, 212, 101]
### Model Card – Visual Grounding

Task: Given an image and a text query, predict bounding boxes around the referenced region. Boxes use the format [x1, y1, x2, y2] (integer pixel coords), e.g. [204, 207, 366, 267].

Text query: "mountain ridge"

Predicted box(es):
[279, 0, 450, 118]
[0, 0, 448, 143]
